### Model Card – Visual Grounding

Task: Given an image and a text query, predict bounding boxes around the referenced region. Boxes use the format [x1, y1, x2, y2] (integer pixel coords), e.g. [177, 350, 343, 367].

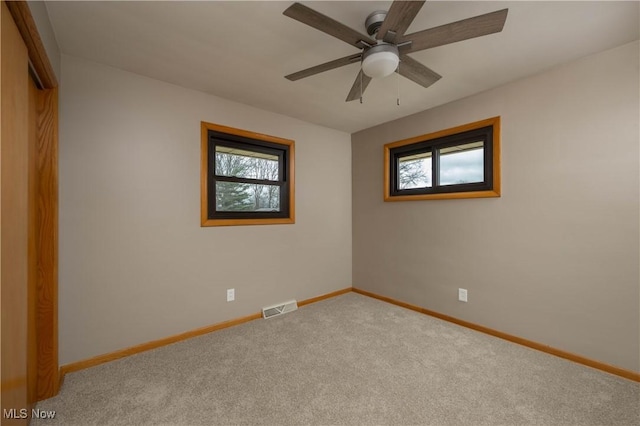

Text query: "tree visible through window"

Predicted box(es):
[215, 146, 280, 212]
[398, 152, 431, 189]
[201, 122, 295, 226]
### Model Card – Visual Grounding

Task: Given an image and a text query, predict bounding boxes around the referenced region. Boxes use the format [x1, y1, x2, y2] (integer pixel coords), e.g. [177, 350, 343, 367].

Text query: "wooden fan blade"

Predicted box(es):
[376, 0, 426, 42]
[398, 55, 441, 89]
[346, 70, 372, 102]
[401, 8, 508, 53]
[283, 2, 375, 48]
[285, 54, 362, 81]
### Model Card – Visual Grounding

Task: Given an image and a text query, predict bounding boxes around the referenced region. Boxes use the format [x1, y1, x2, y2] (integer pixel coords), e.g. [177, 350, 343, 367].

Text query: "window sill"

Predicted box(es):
[383, 189, 500, 202]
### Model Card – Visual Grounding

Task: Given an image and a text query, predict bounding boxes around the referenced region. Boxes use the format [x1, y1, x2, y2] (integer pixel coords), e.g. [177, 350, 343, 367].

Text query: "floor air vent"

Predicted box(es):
[262, 300, 298, 319]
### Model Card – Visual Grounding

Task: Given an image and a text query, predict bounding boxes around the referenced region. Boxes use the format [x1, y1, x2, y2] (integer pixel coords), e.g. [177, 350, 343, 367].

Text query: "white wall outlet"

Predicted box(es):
[227, 288, 235, 302]
[458, 288, 468, 302]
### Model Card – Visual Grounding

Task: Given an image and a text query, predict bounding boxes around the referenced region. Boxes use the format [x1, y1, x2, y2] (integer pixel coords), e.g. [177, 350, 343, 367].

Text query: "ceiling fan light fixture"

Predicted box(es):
[362, 43, 399, 79]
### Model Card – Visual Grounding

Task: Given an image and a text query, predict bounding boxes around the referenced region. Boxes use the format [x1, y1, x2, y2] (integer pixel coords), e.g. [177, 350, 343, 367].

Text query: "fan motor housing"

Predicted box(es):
[365, 10, 388, 36]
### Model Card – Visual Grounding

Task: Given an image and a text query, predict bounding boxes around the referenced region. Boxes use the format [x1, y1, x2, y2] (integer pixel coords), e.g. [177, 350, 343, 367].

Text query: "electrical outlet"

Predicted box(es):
[458, 288, 468, 302]
[227, 288, 235, 302]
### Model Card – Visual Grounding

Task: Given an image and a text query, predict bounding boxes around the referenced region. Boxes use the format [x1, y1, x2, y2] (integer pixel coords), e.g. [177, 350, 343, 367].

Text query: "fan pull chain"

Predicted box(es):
[360, 68, 363, 104]
[396, 62, 400, 106]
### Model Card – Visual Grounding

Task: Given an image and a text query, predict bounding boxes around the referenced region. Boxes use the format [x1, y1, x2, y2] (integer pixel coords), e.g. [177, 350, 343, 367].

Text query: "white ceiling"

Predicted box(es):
[45, 1, 639, 133]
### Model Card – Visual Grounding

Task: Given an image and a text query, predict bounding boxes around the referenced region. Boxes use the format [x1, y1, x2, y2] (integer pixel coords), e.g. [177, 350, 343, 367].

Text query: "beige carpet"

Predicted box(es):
[34, 293, 639, 425]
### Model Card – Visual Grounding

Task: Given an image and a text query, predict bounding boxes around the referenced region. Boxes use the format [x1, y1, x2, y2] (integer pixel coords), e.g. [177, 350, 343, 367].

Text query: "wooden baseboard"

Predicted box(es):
[59, 313, 262, 380]
[297, 287, 351, 307]
[59, 287, 352, 383]
[352, 287, 640, 382]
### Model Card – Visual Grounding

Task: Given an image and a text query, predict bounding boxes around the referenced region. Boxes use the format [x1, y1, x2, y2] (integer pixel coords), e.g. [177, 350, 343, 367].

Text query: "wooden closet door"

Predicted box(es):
[1, 1, 31, 424]
[2, 2, 59, 416]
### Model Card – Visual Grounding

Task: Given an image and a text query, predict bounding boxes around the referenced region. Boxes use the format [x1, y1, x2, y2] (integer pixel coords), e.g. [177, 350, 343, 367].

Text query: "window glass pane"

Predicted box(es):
[398, 151, 432, 189]
[215, 146, 279, 181]
[439, 141, 484, 186]
[216, 182, 280, 212]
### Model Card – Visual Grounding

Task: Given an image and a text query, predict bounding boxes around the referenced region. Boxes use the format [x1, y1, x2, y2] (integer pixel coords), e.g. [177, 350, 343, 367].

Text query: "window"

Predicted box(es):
[384, 117, 500, 201]
[201, 122, 294, 226]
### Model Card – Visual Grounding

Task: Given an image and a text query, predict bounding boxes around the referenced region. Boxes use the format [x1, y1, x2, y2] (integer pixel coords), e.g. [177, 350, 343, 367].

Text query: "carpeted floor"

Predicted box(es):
[34, 293, 639, 425]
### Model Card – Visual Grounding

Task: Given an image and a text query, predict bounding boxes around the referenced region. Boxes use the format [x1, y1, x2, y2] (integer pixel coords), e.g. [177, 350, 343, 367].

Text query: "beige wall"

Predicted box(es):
[59, 55, 352, 365]
[352, 41, 640, 372]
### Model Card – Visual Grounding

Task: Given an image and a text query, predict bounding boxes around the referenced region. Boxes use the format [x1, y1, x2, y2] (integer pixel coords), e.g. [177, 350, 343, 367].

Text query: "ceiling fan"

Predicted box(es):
[283, 1, 508, 102]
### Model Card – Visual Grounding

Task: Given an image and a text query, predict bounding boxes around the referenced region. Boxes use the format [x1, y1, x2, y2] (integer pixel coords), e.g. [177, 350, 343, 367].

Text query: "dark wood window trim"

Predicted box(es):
[200, 122, 295, 226]
[384, 117, 501, 201]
